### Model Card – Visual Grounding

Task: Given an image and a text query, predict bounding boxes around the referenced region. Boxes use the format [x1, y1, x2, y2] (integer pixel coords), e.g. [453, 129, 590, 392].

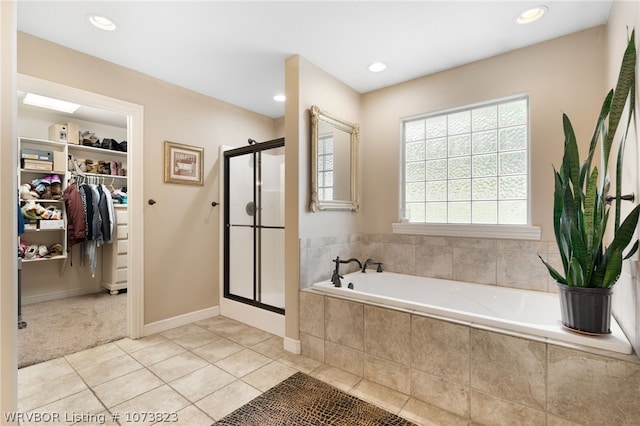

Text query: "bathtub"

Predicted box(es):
[311, 271, 632, 355]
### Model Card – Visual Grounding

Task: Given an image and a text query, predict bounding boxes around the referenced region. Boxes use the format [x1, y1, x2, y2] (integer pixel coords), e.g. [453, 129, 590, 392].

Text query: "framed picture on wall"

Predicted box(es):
[163, 141, 204, 185]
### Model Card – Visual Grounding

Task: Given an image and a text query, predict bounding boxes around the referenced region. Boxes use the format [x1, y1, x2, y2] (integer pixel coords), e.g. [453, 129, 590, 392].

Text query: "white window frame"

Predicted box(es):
[395, 94, 541, 240]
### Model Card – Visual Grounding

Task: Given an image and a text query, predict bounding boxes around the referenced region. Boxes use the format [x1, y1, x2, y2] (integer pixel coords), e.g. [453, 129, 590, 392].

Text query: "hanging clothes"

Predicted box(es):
[75, 181, 116, 277]
[62, 181, 86, 248]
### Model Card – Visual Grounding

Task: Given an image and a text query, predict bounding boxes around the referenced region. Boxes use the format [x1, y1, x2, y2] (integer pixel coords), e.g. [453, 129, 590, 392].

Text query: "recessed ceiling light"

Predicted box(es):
[88, 14, 117, 31]
[23, 93, 81, 113]
[368, 62, 387, 73]
[517, 6, 547, 24]
[273, 94, 286, 102]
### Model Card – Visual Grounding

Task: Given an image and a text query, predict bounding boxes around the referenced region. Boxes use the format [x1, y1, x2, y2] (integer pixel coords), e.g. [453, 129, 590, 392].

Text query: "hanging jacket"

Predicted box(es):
[62, 182, 86, 248]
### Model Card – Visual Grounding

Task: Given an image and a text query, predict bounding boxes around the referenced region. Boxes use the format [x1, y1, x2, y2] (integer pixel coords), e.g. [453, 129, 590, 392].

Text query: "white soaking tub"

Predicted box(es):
[311, 271, 632, 355]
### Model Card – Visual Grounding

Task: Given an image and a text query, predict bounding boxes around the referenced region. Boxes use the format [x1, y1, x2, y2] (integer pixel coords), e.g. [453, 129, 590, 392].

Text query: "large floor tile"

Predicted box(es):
[22, 389, 105, 426]
[171, 404, 213, 426]
[148, 352, 209, 382]
[129, 340, 186, 366]
[241, 361, 297, 392]
[160, 324, 220, 349]
[214, 348, 272, 378]
[18, 371, 87, 412]
[169, 365, 236, 402]
[18, 357, 74, 389]
[196, 316, 249, 337]
[92, 368, 164, 408]
[192, 338, 244, 363]
[111, 385, 189, 426]
[195, 380, 261, 421]
[277, 351, 323, 374]
[76, 353, 143, 387]
[114, 334, 167, 353]
[65, 343, 126, 371]
[226, 326, 274, 347]
[250, 335, 287, 359]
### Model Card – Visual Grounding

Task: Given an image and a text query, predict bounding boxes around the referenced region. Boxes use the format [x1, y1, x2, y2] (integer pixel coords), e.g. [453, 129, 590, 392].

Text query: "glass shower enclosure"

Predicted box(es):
[223, 137, 285, 314]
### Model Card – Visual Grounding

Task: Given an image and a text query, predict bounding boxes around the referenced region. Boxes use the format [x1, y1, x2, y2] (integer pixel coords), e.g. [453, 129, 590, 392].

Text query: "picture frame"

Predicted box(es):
[163, 141, 204, 185]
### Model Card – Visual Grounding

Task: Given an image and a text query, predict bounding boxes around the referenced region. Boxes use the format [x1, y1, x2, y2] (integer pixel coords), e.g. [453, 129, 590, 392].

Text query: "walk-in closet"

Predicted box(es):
[17, 83, 130, 367]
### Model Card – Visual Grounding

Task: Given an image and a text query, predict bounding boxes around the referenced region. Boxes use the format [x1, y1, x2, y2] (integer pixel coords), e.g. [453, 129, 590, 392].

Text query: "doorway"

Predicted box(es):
[220, 138, 285, 335]
[16, 74, 144, 366]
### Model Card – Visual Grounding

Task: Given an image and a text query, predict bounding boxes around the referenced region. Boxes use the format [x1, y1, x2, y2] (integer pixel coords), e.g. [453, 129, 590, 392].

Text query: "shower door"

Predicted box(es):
[223, 137, 285, 314]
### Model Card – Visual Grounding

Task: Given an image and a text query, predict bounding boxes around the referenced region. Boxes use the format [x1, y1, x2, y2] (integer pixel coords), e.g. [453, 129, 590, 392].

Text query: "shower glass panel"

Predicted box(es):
[224, 138, 285, 314]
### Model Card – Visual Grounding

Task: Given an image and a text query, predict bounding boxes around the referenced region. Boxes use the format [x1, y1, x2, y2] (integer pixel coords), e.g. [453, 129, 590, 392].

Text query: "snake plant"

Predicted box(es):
[540, 29, 640, 288]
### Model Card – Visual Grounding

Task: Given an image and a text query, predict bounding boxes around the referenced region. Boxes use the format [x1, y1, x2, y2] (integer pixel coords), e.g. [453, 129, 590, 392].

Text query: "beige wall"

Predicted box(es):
[297, 56, 363, 239]
[361, 26, 607, 241]
[17, 32, 278, 324]
[607, 1, 640, 354]
[284, 55, 362, 342]
[1, 0, 18, 417]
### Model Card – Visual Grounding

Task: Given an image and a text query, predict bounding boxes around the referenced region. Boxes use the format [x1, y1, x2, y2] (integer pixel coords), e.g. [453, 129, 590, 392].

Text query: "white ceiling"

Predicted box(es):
[16, 1, 612, 119]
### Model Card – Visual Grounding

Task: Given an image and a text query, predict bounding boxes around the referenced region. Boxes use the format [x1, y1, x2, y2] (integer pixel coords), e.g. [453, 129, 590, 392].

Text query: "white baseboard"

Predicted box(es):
[284, 336, 301, 354]
[143, 306, 219, 336]
[22, 286, 103, 305]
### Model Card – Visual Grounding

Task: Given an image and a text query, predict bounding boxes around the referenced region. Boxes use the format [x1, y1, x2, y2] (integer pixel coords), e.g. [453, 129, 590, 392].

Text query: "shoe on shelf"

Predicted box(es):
[24, 244, 38, 260]
[37, 245, 48, 258]
[45, 243, 63, 257]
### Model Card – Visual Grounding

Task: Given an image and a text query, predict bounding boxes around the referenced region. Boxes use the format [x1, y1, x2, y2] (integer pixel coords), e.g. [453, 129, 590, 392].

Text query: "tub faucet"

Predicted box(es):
[331, 256, 363, 287]
[361, 258, 383, 273]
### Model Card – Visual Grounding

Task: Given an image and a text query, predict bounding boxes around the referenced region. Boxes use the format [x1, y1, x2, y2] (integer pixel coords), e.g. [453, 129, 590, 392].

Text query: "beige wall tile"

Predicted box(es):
[325, 297, 363, 350]
[497, 240, 548, 253]
[383, 242, 416, 274]
[545, 414, 584, 426]
[415, 245, 453, 279]
[324, 341, 363, 376]
[299, 332, 324, 362]
[299, 291, 324, 338]
[411, 316, 470, 386]
[450, 237, 497, 250]
[350, 379, 410, 415]
[363, 353, 410, 394]
[452, 248, 497, 285]
[547, 346, 640, 425]
[496, 250, 549, 292]
[361, 241, 384, 263]
[310, 364, 361, 393]
[305, 246, 336, 286]
[364, 305, 411, 365]
[411, 369, 469, 418]
[470, 330, 546, 410]
[470, 390, 546, 426]
[416, 236, 453, 247]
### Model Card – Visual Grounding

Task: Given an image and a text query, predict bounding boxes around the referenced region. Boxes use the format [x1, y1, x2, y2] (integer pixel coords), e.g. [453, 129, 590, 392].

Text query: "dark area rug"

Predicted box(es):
[213, 372, 416, 426]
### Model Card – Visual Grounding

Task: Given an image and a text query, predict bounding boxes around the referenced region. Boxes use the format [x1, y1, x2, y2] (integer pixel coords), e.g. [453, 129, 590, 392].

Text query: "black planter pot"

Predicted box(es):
[556, 283, 613, 334]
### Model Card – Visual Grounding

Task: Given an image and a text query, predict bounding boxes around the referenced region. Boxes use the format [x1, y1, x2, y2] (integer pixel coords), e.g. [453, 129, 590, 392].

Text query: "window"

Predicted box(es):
[401, 96, 529, 225]
[317, 133, 334, 200]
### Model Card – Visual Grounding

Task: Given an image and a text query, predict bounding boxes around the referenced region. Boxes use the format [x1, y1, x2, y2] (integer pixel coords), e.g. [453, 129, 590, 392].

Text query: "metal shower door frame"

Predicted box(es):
[223, 137, 285, 315]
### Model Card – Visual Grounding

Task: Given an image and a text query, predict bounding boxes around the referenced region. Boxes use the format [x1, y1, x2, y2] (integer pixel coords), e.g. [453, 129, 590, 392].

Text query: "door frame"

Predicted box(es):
[218, 145, 285, 337]
[17, 74, 145, 339]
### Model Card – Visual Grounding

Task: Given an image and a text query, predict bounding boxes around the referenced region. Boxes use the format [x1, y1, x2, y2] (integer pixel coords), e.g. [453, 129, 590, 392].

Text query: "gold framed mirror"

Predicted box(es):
[309, 105, 359, 212]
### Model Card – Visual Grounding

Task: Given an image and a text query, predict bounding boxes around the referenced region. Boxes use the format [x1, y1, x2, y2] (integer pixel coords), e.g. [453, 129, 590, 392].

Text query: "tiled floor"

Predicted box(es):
[18, 316, 459, 426]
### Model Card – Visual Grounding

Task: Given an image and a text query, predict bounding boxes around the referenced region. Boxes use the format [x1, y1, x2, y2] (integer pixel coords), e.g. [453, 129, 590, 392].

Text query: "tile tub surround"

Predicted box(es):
[300, 234, 556, 293]
[300, 290, 640, 424]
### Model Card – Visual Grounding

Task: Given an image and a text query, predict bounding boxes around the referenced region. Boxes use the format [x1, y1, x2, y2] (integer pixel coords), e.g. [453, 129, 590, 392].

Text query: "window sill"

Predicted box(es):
[391, 222, 541, 240]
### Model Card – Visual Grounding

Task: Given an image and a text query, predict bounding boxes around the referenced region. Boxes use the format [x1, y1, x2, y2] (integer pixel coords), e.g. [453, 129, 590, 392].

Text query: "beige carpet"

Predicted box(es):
[18, 291, 127, 368]
[214, 372, 416, 426]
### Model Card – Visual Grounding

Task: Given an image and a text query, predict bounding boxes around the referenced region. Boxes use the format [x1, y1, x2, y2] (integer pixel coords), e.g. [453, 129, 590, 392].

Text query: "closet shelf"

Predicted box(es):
[22, 255, 67, 263]
[70, 144, 127, 158]
[74, 172, 127, 180]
